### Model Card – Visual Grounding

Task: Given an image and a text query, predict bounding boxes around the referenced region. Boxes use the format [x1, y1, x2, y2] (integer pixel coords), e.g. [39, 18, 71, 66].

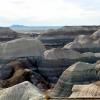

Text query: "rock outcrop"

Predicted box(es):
[64, 35, 93, 49]
[0, 61, 32, 88]
[44, 48, 100, 63]
[50, 62, 100, 97]
[42, 48, 100, 84]
[0, 81, 45, 100]
[0, 60, 50, 91]
[38, 26, 100, 49]
[0, 38, 45, 59]
[37, 29, 74, 49]
[64, 34, 100, 52]
[70, 81, 100, 98]
[37, 58, 69, 83]
[0, 27, 19, 42]
[1, 38, 100, 91]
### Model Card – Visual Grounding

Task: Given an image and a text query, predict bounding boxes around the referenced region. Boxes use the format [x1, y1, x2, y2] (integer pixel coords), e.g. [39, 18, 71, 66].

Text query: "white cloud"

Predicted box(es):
[0, 0, 100, 26]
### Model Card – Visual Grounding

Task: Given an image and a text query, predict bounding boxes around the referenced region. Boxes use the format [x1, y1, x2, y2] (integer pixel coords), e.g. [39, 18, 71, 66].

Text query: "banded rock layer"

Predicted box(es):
[50, 62, 100, 97]
[0, 27, 19, 42]
[38, 26, 100, 49]
[0, 38, 45, 60]
[40, 48, 100, 83]
[64, 34, 100, 53]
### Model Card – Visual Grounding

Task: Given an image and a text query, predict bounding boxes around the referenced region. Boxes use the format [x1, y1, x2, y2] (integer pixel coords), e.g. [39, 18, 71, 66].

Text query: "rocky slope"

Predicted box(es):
[1, 41, 100, 87]
[38, 26, 100, 49]
[0, 38, 45, 59]
[0, 27, 19, 42]
[37, 48, 100, 84]
[0, 81, 45, 100]
[0, 27, 100, 99]
[50, 61, 100, 97]
[64, 31, 100, 52]
[70, 81, 100, 98]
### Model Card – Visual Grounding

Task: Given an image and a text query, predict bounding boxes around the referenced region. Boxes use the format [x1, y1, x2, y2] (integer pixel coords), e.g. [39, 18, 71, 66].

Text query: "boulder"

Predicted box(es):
[0, 81, 45, 100]
[70, 81, 100, 98]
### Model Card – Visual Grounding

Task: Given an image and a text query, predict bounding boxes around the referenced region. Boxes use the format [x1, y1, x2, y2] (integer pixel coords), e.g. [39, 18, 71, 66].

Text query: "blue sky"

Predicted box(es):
[0, 0, 100, 26]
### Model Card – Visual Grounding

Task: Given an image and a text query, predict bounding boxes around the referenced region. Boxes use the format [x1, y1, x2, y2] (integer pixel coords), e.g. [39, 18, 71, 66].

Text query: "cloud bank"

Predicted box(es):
[0, 0, 100, 26]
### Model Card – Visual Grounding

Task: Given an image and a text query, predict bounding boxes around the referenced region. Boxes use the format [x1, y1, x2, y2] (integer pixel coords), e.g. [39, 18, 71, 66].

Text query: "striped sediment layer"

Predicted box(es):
[50, 62, 100, 97]
[41, 48, 100, 83]
[37, 26, 100, 49]
[1, 45, 100, 88]
[0, 38, 50, 91]
[63, 32, 100, 53]
[0, 27, 19, 42]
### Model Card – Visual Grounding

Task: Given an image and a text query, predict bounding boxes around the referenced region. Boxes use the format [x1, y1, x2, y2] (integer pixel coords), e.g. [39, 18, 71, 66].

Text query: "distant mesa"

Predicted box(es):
[11, 25, 29, 28]
[10, 25, 60, 33]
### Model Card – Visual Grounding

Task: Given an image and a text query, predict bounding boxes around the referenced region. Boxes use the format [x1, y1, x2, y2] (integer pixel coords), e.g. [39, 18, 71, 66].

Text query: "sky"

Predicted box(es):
[0, 0, 100, 26]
